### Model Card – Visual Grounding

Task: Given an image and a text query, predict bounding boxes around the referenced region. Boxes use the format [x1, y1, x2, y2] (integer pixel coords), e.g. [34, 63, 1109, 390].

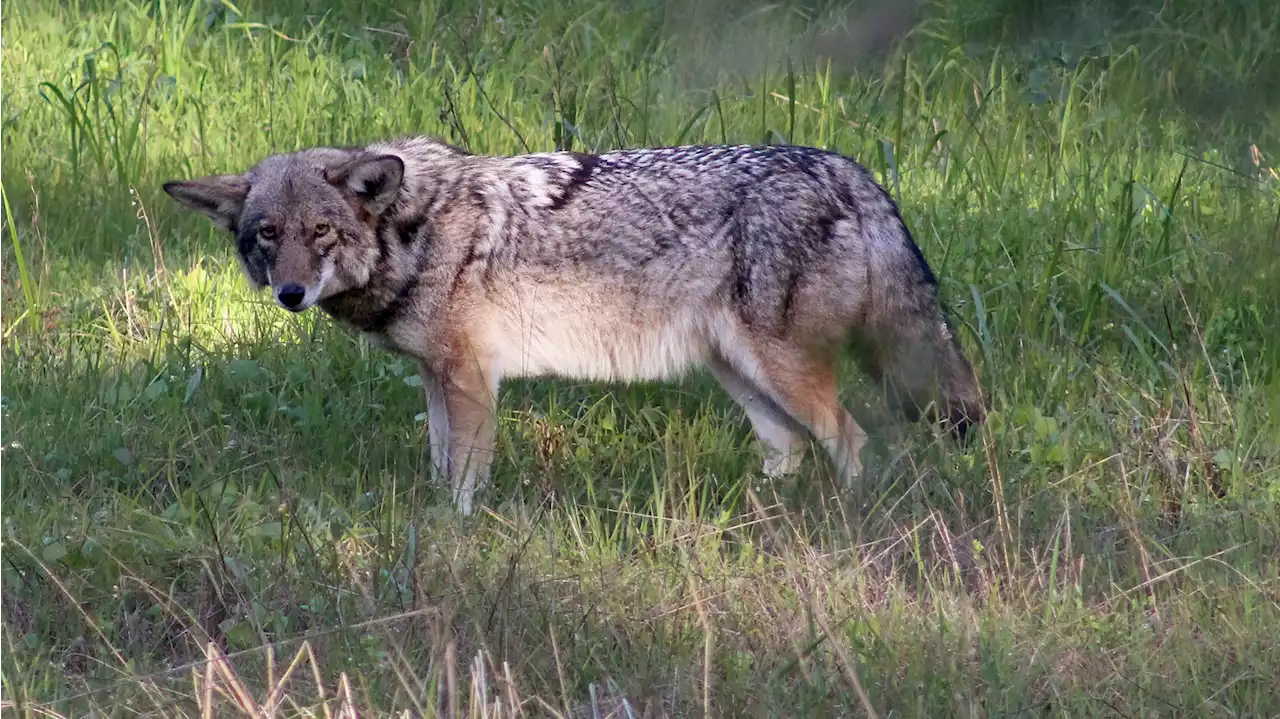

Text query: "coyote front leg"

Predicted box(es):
[438, 360, 499, 516]
[420, 367, 452, 489]
[419, 362, 498, 515]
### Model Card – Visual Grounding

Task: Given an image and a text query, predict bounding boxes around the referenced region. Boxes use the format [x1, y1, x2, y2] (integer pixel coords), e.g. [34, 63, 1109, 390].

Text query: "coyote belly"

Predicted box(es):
[480, 276, 728, 382]
[164, 137, 985, 515]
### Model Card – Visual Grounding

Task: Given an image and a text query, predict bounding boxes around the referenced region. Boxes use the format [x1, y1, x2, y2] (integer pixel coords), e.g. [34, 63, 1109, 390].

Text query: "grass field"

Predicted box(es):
[3, 0, 1279, 715]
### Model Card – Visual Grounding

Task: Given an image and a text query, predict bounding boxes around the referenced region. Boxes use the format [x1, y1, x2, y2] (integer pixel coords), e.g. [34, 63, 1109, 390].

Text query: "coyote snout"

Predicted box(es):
[164, 137, 985, 517]
[266, 235, 337, 312]
[276, 284, 307, 311]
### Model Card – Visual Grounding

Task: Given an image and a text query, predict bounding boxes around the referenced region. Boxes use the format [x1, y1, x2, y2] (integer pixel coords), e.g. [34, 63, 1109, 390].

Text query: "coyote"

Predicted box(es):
[164, 137, 984, 515]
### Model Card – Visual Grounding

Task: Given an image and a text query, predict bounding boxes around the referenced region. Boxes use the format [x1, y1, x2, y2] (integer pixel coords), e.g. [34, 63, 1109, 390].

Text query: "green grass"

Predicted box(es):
[2, 0, 1279, 715]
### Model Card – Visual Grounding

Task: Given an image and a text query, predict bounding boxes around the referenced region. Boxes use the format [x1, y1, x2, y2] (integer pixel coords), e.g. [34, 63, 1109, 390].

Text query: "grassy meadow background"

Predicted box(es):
[2, 0, 1279, 715]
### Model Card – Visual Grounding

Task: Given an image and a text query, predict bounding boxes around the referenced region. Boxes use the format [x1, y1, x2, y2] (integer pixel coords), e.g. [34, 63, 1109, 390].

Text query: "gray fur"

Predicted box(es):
[164, 136, 984, 515]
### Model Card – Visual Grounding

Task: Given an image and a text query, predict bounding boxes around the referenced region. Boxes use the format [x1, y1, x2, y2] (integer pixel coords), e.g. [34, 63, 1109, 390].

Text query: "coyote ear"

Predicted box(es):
[163, 175, 250, 232]
[326, 154, 404, 216]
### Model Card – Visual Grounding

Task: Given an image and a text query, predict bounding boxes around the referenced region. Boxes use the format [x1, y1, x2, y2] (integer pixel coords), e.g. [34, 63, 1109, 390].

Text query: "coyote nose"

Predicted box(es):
[276, 284, 306, 310]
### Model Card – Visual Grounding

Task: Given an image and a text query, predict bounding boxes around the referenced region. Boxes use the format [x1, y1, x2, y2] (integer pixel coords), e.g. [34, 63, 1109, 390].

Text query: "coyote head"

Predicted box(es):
[163, 149, 403, 312]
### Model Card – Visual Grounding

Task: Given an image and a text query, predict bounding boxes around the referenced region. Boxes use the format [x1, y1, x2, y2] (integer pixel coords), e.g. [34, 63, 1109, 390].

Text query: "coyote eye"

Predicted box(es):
[258, 225, 277, 241]
[314, 223, 331, 238]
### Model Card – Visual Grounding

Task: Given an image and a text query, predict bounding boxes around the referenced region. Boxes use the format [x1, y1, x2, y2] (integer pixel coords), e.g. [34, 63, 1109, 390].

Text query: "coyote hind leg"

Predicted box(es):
[706, 354, 807, 480]
[718, 340, 868, 490]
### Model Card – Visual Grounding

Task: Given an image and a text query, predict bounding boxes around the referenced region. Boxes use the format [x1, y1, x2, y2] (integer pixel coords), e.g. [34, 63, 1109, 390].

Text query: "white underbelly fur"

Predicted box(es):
[486, 295, 723, 382]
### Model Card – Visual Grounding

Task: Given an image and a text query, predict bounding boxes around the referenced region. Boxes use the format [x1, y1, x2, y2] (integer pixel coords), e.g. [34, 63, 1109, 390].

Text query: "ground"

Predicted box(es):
[2, 0, 1278, 716]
